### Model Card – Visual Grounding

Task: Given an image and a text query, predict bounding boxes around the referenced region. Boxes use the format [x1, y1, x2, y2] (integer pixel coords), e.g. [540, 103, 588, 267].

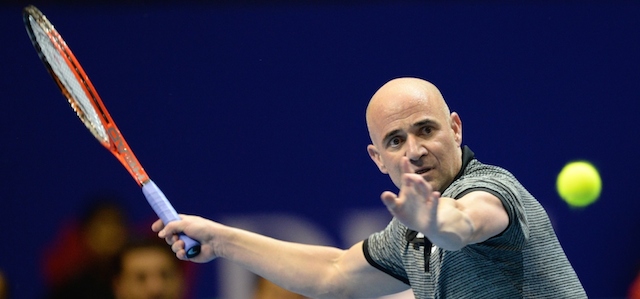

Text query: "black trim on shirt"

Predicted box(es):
[456, 187, 511, 238]
[456, 186, 503, 201]
[362, 239, 411, 285]
[438, 145, 475, 193]
[452, 145, 475, 185]
[405, 229, 432, 272]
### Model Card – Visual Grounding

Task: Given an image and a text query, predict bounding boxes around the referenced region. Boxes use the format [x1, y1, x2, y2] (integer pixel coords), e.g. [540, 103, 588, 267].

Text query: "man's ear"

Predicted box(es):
[367, 144, 388, 174]
[450, 112, 462, 145]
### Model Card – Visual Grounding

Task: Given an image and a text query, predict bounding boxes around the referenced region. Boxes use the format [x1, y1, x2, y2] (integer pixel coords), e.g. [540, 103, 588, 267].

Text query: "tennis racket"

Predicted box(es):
[23, 5, 201, 258]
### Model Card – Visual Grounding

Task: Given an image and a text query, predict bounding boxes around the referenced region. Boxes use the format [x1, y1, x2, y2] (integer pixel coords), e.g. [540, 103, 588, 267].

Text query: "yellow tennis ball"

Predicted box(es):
[556, 161, 602, 208]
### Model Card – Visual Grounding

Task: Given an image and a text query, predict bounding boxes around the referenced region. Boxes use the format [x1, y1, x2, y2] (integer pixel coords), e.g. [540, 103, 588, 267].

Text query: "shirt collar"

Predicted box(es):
[441, 145, 475, 193]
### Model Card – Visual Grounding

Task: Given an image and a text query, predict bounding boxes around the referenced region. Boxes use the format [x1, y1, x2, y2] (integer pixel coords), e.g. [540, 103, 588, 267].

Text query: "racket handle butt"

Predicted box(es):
[142, 180, 201, 258]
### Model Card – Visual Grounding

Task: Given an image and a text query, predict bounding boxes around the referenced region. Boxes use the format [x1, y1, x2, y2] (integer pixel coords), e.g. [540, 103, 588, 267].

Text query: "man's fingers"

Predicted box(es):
[169, 240, 191, 261]
[171, 239, 185, 252]
[151, 219, 165, 232]
[401, 157, 413, 174]
[381, 191, 399, 209]
[158, 220, 185, 239]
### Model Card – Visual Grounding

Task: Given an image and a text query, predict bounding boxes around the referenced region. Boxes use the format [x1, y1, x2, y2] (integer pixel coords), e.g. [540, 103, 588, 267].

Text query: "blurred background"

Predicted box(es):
[1, 1, 639, 298]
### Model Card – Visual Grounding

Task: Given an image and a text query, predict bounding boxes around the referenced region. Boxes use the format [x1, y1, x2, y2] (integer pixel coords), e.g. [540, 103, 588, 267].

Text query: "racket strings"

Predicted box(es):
[28, 16, 109, 144]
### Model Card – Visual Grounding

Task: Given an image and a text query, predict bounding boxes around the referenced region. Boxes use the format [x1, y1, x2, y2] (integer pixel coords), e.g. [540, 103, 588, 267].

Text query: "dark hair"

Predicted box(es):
[78, 195, 126, 228]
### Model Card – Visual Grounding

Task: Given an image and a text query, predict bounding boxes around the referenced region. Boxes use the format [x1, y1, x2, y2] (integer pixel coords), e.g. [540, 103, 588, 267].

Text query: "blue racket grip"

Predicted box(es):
[142, 180, 201, 258]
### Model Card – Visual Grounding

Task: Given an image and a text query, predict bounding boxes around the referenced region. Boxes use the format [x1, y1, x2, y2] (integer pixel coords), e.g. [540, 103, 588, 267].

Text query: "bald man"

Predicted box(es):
[153, 78, 586, 298]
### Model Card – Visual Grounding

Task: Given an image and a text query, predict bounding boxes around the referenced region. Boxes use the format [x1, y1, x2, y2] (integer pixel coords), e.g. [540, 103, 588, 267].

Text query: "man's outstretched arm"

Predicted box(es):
[153, 215, 409, 298]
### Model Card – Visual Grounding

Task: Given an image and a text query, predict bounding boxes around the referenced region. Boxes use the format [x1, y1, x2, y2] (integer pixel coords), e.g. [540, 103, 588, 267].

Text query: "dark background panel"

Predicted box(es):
[1, 1, 639, 298]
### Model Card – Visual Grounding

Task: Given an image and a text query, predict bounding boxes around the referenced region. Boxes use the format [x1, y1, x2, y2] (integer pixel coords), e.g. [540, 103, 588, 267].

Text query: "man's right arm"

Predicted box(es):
[153, 215, 409, 299]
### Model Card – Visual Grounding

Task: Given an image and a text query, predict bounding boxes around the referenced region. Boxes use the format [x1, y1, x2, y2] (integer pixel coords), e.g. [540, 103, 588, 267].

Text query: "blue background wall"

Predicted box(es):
[1, 1, 639, 298]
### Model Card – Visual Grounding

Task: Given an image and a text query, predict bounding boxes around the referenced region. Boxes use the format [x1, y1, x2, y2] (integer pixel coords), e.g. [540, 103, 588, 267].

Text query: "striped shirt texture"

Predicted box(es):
[364, 146, 587, 298]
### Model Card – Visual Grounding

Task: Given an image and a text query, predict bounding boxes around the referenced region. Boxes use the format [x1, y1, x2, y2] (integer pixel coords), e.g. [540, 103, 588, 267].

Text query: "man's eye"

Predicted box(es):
[422, 127, 433, 135]
[389, 137, 402, 147]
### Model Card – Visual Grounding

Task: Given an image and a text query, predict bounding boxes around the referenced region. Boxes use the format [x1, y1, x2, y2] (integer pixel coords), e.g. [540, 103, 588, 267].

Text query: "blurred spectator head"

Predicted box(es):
[80, 198, 128, 260]
[0, 270, 9, 299]
[112, 237, 185, 299]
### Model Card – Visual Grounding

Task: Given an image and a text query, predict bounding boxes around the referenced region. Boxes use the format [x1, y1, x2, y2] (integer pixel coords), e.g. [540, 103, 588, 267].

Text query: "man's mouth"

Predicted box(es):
[415, 167, 432, 175]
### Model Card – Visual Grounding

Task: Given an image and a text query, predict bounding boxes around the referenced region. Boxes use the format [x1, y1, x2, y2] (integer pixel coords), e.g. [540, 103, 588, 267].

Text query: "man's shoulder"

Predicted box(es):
[463, 159, 516, 181]
[444, 159, 521, 199]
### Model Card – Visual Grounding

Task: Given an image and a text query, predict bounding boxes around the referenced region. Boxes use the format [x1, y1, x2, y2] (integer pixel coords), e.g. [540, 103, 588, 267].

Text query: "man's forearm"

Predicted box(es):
[220, 226, 347, 297]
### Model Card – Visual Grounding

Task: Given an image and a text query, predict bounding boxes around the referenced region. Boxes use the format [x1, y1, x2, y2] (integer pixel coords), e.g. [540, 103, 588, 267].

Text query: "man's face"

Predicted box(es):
[367, 81, 462, 192]
[113, 248, 184, 299]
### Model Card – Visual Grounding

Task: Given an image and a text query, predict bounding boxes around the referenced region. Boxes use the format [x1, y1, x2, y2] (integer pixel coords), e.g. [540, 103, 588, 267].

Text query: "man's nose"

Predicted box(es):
[405, 135, 427, 162]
